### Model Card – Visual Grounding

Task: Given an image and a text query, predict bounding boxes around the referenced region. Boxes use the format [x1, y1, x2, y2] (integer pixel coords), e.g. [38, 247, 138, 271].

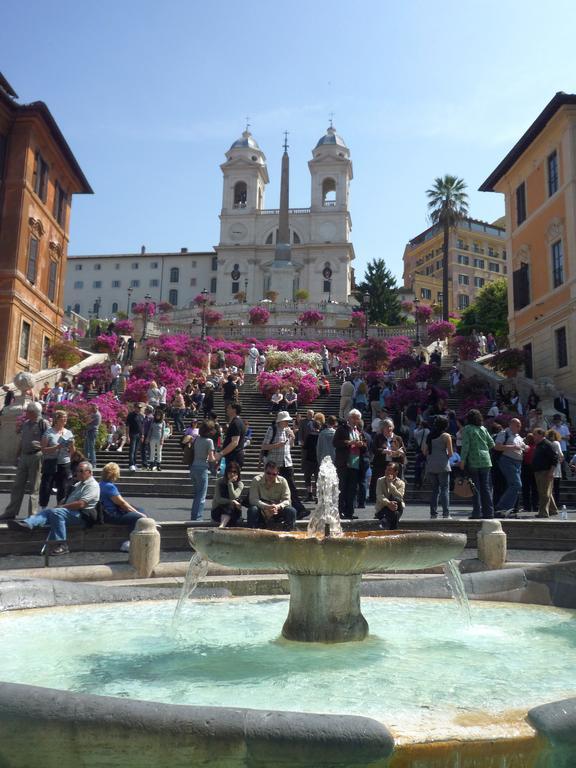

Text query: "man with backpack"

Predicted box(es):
[0, 402, 48, 519]
[532, 428, 559, 517]
[493, 418, 526, 517]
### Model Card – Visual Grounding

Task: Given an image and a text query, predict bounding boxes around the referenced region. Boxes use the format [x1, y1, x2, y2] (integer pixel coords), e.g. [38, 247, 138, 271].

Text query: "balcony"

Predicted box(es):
[258, 207, 311, 215]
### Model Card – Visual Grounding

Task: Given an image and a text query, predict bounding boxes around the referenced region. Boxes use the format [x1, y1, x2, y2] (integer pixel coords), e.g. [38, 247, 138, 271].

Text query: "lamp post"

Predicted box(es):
[244, 277, 248, 304]
[413, 296, 421, 347]
[95, 296, 101, 320]
[126, 286, 133, 316]
[141, 293, 152, 341]
[200, 288, 209, 340]
[362, 292, 370, 340]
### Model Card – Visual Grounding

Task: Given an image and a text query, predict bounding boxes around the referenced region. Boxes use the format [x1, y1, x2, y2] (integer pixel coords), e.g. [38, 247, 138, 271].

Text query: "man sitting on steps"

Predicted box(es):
[247, 460, 297, 531]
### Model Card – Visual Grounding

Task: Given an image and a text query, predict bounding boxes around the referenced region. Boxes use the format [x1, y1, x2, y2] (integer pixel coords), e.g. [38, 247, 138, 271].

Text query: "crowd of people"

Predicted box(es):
[2, 342, 575, 556]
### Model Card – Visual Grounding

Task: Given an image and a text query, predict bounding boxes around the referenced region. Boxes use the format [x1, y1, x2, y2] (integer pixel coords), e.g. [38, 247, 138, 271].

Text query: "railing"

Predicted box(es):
[257, 207, 311, 216]
[158, 323, 417, 342]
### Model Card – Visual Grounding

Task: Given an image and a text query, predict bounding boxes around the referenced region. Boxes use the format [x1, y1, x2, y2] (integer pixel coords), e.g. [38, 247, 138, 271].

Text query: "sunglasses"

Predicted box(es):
[265, 471, 278, 477]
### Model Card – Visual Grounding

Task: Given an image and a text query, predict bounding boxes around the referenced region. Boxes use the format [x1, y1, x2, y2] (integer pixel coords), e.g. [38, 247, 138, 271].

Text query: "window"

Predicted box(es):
[489, 262, 500, 273]
[457, 239, 465, 249]
[265, 232, 274, 244]
[26, 237, 39, 283]
[516, 182, 526, 226]
[323, 280, 331, 293]
[19, 321, 31, 360]
[231, 281, 239, 294]
[552, 240, 564, 288]
[131, 262, 139, 269]
[293, 231, 301, 244]
[168, 289, 178, 306]
[73, 281, 83, 289]
[420, 288, 432, 300]
[190, 277, 197, 286]
[93, 281, 102, 288]
[112, 280, 121, 288]
[436, 260, 442, 271]
[130, 279, 140, 287]
[112, 302, 119, 313]
[513, 262, 530, 311]
[473, 258, 485, 269]
[211, 256, 218, 271]
[47, 261, 57, 302]
[487, 248, 495, 258]
[149, 279, 159, 287]
[150, 261, 159, 269]
[458, 294, 470, 310]
[233, 181, 247, 208]
[32, 151, 49, 202]
[322, 178, 336, 206]
[192, 260, 197, 268]
[210, 277, 217, 293]
[458, 274, 469, 285]
[474, 277, 485, 288]
[472, 243, 482, 254]
[42, 336, 50, 369]
[74, 264, 83, 271]
[115, 263, 120, 270]
[94, 263, 101, 270]
[53, 181, 67, 226]
[523, 343, 534, 379]
[457, 254, 469, 265]
[556, 327, 568, 368]
[548, 151, 559, 196]
[502, 250, 507, 260]
[170, 267, 179, 283]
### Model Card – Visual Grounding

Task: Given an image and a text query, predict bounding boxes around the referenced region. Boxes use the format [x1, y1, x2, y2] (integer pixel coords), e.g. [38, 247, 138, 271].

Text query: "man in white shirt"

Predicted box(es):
[110, 360, 122, 393]
[494, 418, 526, 516]
[247, 344, 259, 374]
[552, 413, 571, 476]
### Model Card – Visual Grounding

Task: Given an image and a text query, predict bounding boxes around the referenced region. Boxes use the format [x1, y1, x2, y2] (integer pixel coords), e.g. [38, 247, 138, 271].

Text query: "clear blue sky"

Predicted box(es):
[3, 0, 576, 282]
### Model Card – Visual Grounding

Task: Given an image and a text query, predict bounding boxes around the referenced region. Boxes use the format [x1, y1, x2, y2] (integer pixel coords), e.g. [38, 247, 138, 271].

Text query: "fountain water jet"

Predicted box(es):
[190, 457, 466, 643]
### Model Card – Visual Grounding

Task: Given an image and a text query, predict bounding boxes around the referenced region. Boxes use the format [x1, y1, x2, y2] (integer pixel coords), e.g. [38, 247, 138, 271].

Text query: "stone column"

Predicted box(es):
[477, 519, 507, 570]
[129, 518, 161, 578]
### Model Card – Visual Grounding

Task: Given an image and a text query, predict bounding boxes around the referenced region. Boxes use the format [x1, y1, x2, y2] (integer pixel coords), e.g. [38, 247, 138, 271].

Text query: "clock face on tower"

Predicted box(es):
[228, 223, 247, 242]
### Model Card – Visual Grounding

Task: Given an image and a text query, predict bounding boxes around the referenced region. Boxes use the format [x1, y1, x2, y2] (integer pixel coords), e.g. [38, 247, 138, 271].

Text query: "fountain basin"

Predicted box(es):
[189, 528, 466, 642]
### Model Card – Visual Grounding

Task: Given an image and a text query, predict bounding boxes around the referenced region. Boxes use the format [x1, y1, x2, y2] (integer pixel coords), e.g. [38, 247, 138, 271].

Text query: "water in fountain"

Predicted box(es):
[444, 559, 471, 623]
[172, 552, 209, 627]
[307, 456, 342, 537]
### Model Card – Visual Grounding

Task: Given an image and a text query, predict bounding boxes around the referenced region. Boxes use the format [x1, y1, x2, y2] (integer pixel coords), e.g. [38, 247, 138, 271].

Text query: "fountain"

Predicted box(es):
[189, 457, 467, 642]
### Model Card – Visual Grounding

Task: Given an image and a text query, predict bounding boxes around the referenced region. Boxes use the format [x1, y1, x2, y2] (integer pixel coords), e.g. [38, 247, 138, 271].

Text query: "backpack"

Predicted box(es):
[261, 423, 277, 459]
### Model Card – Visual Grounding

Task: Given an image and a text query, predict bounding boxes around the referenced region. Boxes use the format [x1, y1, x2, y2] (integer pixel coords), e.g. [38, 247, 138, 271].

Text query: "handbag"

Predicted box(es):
[453, 476, 476, 499]
[181, 438, 195, 466]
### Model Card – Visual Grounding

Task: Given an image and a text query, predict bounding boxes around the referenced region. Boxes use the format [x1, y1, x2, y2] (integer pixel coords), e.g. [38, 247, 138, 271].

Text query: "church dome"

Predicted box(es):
[229, 130, 261, 151]
[315, 126, 347, 149]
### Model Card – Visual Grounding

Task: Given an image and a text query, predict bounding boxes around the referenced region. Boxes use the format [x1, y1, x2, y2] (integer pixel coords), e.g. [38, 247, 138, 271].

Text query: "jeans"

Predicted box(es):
[337, 466, 360, 519]
[24, 506, 85, 540]
[468, 467, 494, 519]
[190, 465, 209, 520]
[496, 456, 522, 511]
[104, 509, 146, 533]
[247, 505, 297, 530]
[128, 434, 141, 467]
[173, 409, 185, 433]
[84, 431, 97, 467]
[278, 466, 306, 516]
[429, 471, 450, 517]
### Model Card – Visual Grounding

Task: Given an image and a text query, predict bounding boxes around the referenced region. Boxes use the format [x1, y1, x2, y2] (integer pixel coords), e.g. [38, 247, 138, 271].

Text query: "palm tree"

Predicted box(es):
[426, 175, 469, 321]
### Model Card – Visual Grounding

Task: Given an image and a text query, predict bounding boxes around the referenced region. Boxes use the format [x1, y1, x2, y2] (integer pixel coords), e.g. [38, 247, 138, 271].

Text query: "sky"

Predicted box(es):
[3, 0, 576, 282]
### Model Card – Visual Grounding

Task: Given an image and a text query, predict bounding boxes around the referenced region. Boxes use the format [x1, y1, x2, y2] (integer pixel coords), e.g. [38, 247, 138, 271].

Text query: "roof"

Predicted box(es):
[68, 250, 215, 260]
[229, 130, 261, 151]
[407, 216, 505, 247]
[479, 92, 576, 192]
[0, 72, 18, 99]
[0, 84, 92, 194]
[315, 126, 347, 149]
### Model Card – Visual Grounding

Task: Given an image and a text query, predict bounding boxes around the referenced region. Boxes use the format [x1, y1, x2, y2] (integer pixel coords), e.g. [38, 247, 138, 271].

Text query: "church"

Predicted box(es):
[216, 123, 356, 306]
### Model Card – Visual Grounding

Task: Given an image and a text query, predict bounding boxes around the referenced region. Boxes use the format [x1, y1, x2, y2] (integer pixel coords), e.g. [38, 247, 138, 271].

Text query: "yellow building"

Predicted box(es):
[480, 92, 576, 391]
[402, 217, 506, 315]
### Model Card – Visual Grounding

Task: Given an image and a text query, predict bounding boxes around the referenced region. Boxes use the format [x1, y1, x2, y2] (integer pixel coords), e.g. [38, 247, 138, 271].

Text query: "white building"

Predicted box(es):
[216, 125, 355, 305]
[64, 248, 216, 319]
[65, 124, 356, 319]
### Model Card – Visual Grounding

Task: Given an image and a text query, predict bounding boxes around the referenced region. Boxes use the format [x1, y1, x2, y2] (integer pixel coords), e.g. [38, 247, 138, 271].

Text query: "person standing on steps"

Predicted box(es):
[184, 420, 216, 521]
[215, 402, 246, 469]
[84, 403, 101, 469]
[493, 418, 526, 517]
[339, 377, 354, 420]
[459, 409, 495, 520]
[333, 408, 367, 519]
[261, 411, 307, 517]
[126, 403, 145, 472]
[532, 428, 559, 518]
[247, 343, 259, 374]
[422, 415, 453, 519]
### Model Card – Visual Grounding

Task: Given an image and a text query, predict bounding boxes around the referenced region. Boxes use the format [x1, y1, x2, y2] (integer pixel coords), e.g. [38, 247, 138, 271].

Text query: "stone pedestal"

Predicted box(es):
[477, 519, 507, 570]
[282, 573, 368, 643]
[269, 263, 297, 303]
[129, 518, 160, 578]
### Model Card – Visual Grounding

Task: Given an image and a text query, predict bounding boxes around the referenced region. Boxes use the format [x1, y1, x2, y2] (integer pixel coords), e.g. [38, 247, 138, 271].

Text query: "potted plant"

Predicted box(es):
[294, 289, 309, 302]
[427, 320, 455, 343]
[234, 291, 246, 303]
[452, 335, 480, 361]
[491, 348, 527, 377]
[265, 290, 279, 303]
[47, 340, 83, 369]
[298, 310, 324, 326]
[248, 306, 270, 326]
[350, 310, 365, 329]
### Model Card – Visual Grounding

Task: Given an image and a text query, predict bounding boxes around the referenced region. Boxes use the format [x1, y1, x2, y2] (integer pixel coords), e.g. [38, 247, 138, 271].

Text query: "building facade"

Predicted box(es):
[480, 92, 576, 392]
[64, 248, 216, 319]
[216, 126, 355, 305]
[402, 217, 507, 314]
[0, 73, 91, 382]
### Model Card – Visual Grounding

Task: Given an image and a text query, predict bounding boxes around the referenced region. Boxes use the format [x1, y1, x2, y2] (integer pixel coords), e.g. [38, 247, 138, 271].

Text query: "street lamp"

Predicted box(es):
[413, 296, 421, 347]
[200, 288, 209, 340]
[95, 296, 101, 320]
[362, 292, 370, 340]
[141, 293, 152, 341]
[244, 277, 248, 304]
[126, 286, 133, 316]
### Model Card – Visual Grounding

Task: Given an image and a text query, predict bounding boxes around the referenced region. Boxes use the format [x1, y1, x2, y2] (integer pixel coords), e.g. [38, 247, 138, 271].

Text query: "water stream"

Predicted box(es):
[307, 456, 343, 537]
[443, 558, 471, 624]
[172, 552, 209, 627]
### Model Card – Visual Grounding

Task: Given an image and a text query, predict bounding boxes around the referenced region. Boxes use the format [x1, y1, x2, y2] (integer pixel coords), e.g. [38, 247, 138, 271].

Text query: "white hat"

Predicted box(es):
[276, 411, 293, 423]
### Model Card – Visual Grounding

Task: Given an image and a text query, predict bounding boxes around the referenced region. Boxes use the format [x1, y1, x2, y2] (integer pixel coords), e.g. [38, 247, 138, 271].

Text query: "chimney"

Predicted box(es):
[141, 245, 146, 254]
[180, 247, 188, 253]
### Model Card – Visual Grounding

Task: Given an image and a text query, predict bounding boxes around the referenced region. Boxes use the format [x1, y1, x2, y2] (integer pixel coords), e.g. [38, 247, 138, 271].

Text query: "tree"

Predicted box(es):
[426, 175, 469, 321]
[457, 279, 509, 343]
[355, 259, 401, 326]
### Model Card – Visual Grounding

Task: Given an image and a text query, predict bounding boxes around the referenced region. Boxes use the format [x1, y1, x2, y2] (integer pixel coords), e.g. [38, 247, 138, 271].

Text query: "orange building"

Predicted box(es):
[480, 92, 576, 390]
[0, 73, 92, 383]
